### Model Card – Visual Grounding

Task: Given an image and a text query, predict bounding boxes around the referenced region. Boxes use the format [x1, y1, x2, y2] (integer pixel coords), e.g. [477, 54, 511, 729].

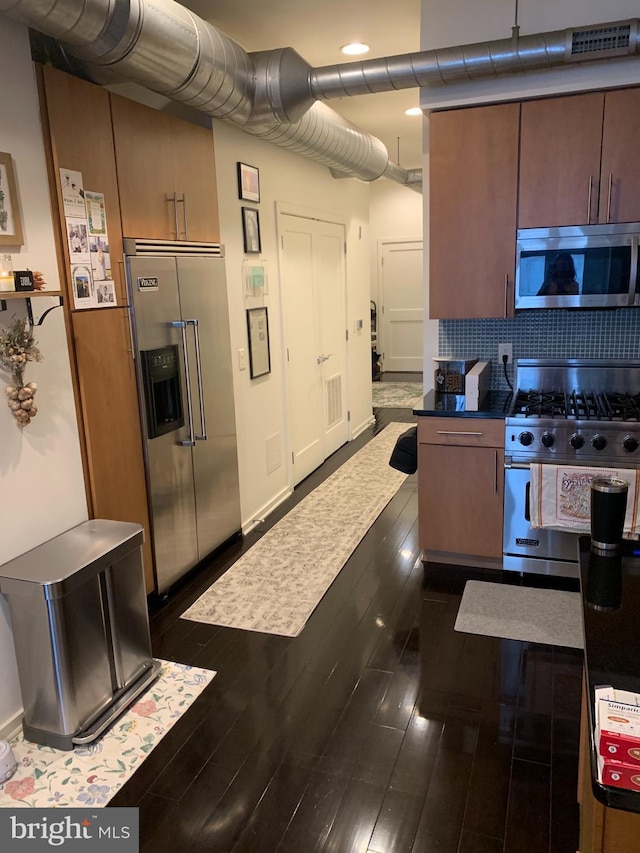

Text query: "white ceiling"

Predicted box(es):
[182, 0, 424, 169]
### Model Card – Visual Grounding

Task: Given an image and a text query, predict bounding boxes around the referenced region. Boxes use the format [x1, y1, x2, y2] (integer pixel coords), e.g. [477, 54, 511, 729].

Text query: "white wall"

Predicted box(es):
[421, 0, 640, 109]
[0, 19, 88, 730]
[368, 178, 438, 385]
[211, 120, 372, 532]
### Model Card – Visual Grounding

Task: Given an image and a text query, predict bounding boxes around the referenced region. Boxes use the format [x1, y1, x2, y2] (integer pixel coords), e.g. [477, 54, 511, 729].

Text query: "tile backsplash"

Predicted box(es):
[439, 308, 640, 391]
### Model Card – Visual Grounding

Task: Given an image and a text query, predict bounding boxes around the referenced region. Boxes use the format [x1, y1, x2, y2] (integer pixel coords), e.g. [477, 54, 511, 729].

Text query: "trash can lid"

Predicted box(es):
[0, 520, 144, 599]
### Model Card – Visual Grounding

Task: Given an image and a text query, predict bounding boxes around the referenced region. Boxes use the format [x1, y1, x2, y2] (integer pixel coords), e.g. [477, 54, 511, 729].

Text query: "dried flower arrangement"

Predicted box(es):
[0, 317, 43, 427]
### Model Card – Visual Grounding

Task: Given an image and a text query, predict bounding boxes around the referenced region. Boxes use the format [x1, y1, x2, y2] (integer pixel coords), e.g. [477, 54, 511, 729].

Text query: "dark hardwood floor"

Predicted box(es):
[111, 406, 583, 853]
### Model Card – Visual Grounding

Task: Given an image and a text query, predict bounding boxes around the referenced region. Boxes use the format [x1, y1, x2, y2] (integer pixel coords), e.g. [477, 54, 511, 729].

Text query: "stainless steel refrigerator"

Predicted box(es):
[124, 239, 241, 593]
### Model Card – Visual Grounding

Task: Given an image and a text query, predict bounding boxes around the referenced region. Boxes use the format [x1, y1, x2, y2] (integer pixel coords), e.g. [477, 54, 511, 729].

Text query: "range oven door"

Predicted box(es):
[503, 465, 580, 578]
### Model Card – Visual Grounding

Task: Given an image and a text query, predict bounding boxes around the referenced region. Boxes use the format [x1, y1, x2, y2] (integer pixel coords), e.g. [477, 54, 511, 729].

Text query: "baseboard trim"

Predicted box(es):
[352, 415, 375, 439]
[242, 485, 294, 535]
[0, 711, 22, 742]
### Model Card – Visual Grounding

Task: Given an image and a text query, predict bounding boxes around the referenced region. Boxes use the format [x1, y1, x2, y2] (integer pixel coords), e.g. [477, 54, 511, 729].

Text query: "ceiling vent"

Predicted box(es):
[568, 21, 636, 61]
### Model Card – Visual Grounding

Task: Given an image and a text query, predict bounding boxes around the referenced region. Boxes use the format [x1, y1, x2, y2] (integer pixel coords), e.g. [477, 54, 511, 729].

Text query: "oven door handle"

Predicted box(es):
[525, 481, 531, 522]
[630, 235, 638, 306]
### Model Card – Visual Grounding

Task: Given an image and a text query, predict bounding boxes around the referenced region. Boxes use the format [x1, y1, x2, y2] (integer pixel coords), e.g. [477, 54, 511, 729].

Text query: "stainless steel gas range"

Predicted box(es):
[503, 358, 640, 578]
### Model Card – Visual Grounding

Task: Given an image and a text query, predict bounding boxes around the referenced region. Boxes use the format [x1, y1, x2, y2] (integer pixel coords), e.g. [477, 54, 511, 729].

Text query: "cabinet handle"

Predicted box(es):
[587, 175, 593, 224]
[494, 450, 498, 494]
[504, 274, 509, 317]
[170, 192, 179, 239]
[606, 173, 613, 224]
[436, 430, 483, 436]
[181, 193, 188, 240]
[176, 193, 188, 239]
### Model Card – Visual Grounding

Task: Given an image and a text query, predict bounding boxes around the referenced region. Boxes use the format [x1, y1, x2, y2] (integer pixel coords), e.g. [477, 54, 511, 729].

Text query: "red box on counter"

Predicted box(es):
[599, 729, 640, 766]
[601, 759, 640, 791]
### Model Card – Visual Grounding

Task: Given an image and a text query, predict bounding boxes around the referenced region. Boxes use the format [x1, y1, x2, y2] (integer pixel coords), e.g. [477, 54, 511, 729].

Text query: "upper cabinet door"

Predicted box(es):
[519, 92, 605, 229]
[599, 88, 640, 224]
[429, 102, 519, 320]
[171, 118, 220, 243]
[110, 95, 177, 240]
[40, 65, 127, 304]
[110, 95, 219, 242]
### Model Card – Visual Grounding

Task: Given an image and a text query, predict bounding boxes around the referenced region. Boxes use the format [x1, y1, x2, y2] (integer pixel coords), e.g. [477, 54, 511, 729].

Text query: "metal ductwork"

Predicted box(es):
[1, 1, 639, 189]
[0, 0, 398, 184]
[310, 19, 640, 98]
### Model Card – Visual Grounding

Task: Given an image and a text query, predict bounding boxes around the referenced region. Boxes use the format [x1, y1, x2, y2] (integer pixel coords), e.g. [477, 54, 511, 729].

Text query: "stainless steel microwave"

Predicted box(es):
[515, 223, 639, 310]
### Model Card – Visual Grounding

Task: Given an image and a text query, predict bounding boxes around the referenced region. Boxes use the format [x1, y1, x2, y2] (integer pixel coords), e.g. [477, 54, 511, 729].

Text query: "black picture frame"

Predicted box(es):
[246, 307, 271, 379]
[237, 162, 260, 202]
[242, 207, 261, 254]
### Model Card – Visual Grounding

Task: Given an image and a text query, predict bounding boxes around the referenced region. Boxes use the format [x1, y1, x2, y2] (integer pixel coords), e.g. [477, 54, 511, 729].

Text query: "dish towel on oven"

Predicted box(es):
[530, 464, 640, 537]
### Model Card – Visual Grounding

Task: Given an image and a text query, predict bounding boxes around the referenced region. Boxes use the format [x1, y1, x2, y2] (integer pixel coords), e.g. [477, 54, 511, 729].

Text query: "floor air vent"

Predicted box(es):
[569, 22, 634, 60]
[325, 374, 343, 428]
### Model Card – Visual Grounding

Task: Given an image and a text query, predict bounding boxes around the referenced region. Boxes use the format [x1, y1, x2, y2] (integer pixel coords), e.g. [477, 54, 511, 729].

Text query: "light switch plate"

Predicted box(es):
[238, 348, 247, 370]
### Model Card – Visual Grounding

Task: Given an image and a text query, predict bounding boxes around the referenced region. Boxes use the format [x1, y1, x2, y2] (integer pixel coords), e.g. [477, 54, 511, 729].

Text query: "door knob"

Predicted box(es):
[317, 353, 332, 364]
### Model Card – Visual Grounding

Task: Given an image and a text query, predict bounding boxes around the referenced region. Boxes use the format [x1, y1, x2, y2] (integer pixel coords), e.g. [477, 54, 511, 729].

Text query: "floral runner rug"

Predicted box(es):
[0, 660, 214, 808]
[182, 422, 410, 637]
[372, 382, 424, 409]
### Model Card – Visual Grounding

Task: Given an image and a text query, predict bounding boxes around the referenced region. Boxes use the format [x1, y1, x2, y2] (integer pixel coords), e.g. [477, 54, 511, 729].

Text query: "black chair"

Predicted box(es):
[389, 426, 418, 474]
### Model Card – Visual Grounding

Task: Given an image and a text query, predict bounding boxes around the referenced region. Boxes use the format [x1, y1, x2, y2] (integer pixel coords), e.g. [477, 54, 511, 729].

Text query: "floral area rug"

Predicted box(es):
[372, 382, 424, 409]
[181, 423, 410, 637]
[0, 660, 214, 808]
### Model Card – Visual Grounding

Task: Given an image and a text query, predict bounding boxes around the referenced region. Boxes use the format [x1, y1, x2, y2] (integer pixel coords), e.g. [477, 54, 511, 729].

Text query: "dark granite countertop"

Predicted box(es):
[413, 389, 513, 419]
[578, 535, 640, 813]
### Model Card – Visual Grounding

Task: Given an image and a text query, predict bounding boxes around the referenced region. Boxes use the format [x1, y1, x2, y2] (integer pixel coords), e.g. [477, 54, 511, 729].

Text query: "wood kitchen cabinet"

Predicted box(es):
[519, 87, 640, 228]
[418, 417, 504, 567]
[38, 65, 155, 593]
[71, 308, 155, 594]
[429, 102, 519, 319]
[110, 94, 220, 242]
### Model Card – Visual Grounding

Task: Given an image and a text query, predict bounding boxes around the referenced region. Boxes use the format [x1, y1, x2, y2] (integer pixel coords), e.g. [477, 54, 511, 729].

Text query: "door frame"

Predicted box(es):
[275, 200, 350, 488]
[376, 236, 424, 374]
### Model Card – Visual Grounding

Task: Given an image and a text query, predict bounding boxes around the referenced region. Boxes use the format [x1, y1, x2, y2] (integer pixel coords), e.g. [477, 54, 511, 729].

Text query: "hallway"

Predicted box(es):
[112, 407, 582, 853]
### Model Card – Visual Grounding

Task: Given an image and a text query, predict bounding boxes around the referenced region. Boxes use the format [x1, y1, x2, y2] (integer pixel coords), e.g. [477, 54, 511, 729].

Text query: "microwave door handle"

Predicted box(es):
[630, 236, 639, 306]
[187, 319, 207, 440]
[171, 321, 196, 446]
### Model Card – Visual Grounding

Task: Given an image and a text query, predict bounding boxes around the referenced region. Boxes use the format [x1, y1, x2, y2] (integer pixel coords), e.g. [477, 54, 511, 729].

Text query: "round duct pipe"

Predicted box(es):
[0, 0, 395, 184]
[309, 19, 640, 98]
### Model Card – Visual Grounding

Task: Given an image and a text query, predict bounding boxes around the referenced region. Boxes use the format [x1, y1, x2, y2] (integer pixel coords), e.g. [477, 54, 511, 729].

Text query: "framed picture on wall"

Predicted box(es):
[0, 152, 24, 246]
[242, 207, 261, 254]
[237, 162, 260, 203]
[246, 306, 271, 379]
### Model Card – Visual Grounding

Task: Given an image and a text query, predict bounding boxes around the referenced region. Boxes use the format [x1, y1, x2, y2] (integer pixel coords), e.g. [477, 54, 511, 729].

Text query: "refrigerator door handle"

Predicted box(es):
[187, 319, 207, 440]
[171, 321, 196, 446]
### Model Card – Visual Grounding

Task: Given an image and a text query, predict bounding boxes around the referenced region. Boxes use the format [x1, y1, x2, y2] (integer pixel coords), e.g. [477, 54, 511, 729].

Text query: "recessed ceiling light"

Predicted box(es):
[341, 42, 370, 56]
[404, 107, 423, 116]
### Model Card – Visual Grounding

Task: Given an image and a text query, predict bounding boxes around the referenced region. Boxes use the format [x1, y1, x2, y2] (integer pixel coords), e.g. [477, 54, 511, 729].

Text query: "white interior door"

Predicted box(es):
[379, 239, 424, 372]
[280, 213, 348, 485]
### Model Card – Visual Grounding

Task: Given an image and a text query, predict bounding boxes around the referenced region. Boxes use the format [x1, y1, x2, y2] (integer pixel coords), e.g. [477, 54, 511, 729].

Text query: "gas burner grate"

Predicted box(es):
[511, 389, 640, 421]
[512, 389, 602, 419]
[599, 392, 640, 422]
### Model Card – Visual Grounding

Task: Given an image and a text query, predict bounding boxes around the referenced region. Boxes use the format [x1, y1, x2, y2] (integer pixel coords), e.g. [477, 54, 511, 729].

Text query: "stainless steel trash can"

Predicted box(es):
[0, 519, 161, 750]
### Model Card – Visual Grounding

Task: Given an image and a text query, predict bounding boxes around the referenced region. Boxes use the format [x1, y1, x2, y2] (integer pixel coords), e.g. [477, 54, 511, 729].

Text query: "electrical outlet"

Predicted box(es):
[498, 342, 513, 364]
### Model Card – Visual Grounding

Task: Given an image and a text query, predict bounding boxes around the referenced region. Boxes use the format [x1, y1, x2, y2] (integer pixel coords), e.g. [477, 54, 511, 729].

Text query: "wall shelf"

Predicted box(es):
[0, 290, 64, 325]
